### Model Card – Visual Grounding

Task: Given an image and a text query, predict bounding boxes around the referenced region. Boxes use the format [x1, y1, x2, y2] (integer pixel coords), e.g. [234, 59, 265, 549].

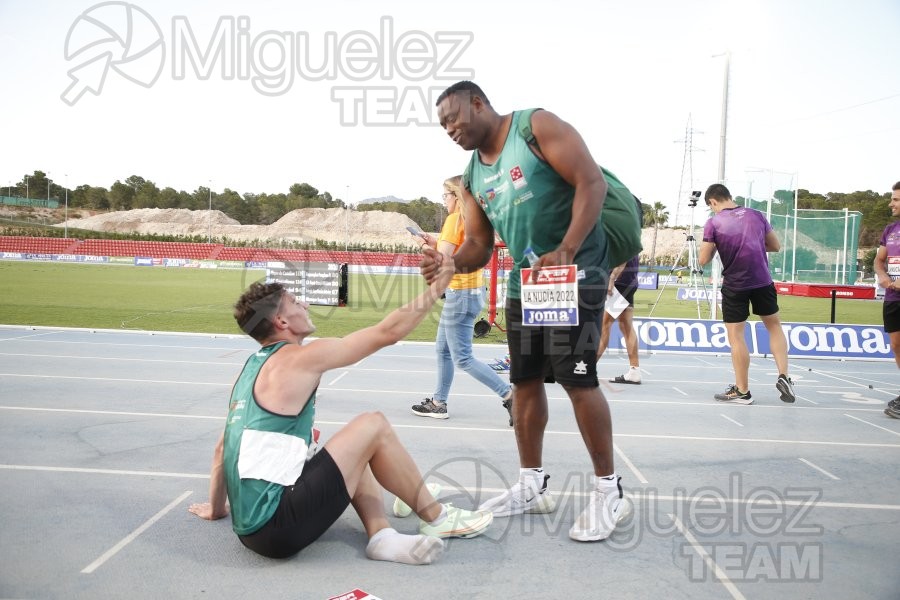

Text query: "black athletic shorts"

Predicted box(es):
[614, 280, 637, 307]
[505, 286, 604, 387]
[884, 301, 900, 333]
[238, 448, 351, 559]
[721, 283, 779, 323]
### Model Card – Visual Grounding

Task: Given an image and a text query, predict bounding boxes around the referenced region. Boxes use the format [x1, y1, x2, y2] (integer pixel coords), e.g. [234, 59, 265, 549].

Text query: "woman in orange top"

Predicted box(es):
[411, 175, 513, 423]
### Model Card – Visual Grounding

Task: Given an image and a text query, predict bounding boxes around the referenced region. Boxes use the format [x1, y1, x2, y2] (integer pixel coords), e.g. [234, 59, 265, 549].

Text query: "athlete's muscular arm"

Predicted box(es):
[874, 245, 894, 289]
[764, 230, 781, 252]
[526, 110, 606, 280]
[188, 431, 229, 520]
[699, 241, 717, 267]
[607, 261, 627, 295]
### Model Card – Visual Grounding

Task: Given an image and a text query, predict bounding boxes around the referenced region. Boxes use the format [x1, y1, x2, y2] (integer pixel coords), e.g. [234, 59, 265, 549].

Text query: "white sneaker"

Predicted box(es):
[478, 474, 556, 517]
[569, 477, 630, 542]
[418, 504, 494, 539]
[392, 482, 442, 518]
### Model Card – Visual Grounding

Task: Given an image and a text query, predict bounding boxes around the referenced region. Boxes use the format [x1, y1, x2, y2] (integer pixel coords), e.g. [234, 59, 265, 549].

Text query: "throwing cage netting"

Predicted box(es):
[738, 172, 862, 284]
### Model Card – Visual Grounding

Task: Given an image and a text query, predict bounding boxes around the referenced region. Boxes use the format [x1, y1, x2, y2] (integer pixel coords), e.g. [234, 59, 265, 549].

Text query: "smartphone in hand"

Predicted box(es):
[406, 226, 424, 236]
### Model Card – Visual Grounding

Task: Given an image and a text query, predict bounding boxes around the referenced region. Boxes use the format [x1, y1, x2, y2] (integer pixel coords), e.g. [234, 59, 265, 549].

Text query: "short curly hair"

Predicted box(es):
[233, 281, 285, 342]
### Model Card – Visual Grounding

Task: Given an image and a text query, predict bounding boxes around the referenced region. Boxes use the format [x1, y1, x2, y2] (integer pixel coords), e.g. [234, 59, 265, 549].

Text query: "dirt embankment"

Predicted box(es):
[4, 204, 694, 259]
[50, 207, 426, 249]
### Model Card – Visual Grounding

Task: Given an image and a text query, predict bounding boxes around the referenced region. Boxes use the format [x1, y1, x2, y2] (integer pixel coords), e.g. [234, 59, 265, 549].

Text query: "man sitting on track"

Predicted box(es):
[189, 248, 492, 565]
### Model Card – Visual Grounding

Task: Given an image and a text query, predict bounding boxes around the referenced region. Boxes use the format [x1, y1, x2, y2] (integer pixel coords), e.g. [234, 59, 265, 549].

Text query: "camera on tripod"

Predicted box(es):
[687, 190, 702, 207]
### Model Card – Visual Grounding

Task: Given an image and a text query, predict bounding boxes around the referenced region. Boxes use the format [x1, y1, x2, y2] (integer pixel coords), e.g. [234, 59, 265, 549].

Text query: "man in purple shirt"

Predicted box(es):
[698, 184, 794, 405]
[873, 181, 900, 419]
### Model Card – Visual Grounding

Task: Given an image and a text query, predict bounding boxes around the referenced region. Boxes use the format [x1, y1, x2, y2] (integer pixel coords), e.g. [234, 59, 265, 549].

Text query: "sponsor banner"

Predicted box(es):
[54, 254, 79, 262]
[246, 261, 268, 269]
[25, 253, 55, 261]
[109, 256, 134, 264]
[218, 261, 246, 269]
[604, 317, 892, 360]
[1, 252, 24, 259]
[356, 265, 392, 275]
[164, 258, 188, 267]
[80, 255, 108, 263]
[135, 257, 155, 266]
[675, 287, 722, 301]
[198, 261, 219, 269]
[788, 283, 876, 300]
[637, 272, 658, 290]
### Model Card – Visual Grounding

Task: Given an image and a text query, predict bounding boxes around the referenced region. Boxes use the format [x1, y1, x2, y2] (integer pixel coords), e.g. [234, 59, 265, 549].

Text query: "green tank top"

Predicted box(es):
[463, 110, 607, 299]
[223, 341, 317, 535]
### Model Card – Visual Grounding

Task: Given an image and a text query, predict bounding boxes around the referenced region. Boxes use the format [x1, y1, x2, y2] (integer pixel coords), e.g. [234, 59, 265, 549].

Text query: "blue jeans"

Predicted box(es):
[433, 288, 511, 403]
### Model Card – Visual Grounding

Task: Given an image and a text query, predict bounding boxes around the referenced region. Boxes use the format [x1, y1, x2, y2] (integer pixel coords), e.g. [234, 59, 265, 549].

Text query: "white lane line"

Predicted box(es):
[2, 406, 899, 449]
[613, 443, 649, 484]
[844, 413, 900, 437]
[0, 331, 59, 340]
[81, 490, 193, 574]
[0, 373, 229, 386]
[329, 371, 349, 386]
[0, 338, 249, 351]
[720, 414, 744, 427]
[809, 368, 898, 396]
[339, 421, 900, 448]
[0, 464, 208, 478]
[669, 513, 746, 600]
[607, 432, 899, 448]
[693, 357, 718, 367]
[0, 352, 243, 366]
[672, 387, 689, 396]
[5, 465, 900, 512]
[798, 458, 840, 480]
[800, 395, 819, 405]
[0, 406, 224, 420]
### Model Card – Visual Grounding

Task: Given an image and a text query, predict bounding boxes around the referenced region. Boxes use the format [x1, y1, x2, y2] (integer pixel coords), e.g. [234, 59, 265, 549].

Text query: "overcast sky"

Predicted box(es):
[1, 0, 897, 227]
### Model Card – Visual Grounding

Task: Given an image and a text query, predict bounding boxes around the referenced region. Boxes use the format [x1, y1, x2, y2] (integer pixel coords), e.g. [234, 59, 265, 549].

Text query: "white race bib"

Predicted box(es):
[888, 256, 900, 279]
[237, 428, 308, 485]
[520, 265, 579, 326]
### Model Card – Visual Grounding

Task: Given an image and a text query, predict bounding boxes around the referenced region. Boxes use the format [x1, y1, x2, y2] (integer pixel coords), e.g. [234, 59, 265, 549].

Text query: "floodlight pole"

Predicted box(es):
[207, 180, 212, 244]
[842, 207, 850, 284]
[25, 175, 29, 200]
[717, 50, 730, 184]
[710, 50, 731, 321]
[791, 184, 799, 282]
[64, 173, 69, 238]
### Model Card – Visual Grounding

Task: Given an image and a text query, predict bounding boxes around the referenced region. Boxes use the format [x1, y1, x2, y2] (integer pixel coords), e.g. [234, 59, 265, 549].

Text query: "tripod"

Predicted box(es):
[649, 192, 714, 319]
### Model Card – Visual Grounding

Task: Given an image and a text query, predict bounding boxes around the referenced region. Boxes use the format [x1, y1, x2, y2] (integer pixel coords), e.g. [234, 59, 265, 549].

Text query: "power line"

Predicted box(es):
[758, 93, 900, 129]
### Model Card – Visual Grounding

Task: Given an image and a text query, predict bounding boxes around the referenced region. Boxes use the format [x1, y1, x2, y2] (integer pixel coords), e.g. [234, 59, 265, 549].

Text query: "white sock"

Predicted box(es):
[520, 467, 545, 492]
[427, 504, 448, 527]
[593, 473, 619, 491]
[365, 527, 444, 565]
